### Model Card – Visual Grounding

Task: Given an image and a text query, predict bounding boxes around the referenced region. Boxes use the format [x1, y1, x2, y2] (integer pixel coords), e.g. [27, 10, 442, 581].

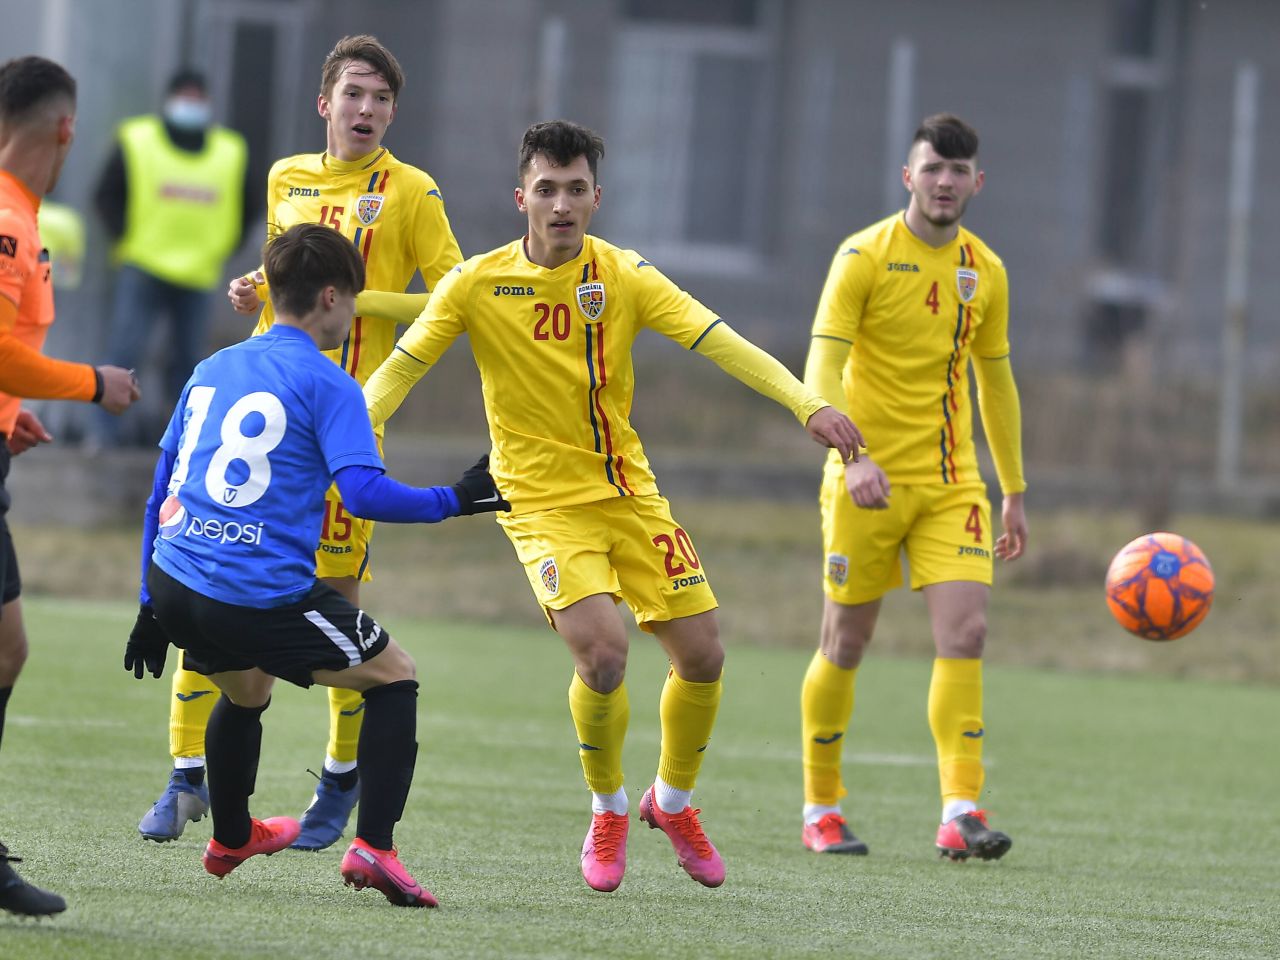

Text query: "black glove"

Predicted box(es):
[452, 454, 511, 515]
[125, 604, 170, 680]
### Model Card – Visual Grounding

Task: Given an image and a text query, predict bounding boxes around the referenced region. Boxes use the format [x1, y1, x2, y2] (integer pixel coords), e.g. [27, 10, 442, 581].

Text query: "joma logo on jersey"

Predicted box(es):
[957, 545, 990, 559]
[886, 262, 919, 272]
[287, 186, 321, 198]
[493, 285, 536, 297]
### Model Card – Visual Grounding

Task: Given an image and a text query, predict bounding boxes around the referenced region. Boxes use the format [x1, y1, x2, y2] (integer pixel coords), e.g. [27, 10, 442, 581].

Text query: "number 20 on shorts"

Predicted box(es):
[652, 528, 700, 577]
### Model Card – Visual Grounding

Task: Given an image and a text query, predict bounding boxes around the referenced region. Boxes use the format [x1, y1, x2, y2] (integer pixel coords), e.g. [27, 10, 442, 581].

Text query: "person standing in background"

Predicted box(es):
[92, 68, 253, 447]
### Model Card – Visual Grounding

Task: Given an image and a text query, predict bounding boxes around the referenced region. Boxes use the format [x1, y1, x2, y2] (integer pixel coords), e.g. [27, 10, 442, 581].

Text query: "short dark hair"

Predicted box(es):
[0, 56, 76, 126]
[166, 68, 207, 96]
[320, 35, 404, 102]
[263, 224, 365, 319]
[911, 113, 979, 161]
[518, 120, 605, 183]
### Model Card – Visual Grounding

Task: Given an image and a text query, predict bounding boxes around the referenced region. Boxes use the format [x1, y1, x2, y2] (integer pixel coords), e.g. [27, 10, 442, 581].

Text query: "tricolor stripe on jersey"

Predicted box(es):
[584, 319, 632, 496]
[938, 302, 973, 483]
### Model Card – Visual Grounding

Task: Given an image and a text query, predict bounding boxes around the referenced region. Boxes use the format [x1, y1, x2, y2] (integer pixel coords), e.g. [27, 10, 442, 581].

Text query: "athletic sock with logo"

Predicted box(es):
[355, 680, 418, 850]
[801, 650, 856, 808]
[205, 695, 269, 849]
[655, 668, 722, 803]
[569, 672, 628, 797]
[327, 685, 364, 779]
[170, 659, 217, 763]
[928, 658, 985, 814]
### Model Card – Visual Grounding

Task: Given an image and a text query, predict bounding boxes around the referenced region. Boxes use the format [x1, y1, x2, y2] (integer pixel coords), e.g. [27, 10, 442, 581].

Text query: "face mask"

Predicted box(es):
[164, 97, 211, 131]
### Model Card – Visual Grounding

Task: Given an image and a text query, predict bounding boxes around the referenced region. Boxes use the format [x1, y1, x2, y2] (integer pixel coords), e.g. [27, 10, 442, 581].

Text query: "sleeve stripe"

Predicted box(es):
[393, 343, 429, 364]
[689, 317, 723, 350]
[812, 333, 854, 345]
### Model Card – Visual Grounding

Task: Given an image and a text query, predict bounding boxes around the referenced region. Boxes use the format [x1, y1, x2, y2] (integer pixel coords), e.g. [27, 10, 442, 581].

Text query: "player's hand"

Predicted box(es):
[124, 604, 170, 679]
[96, 365, 141, 415]
[845, 455, 891, 509]
[7, 408, 53, 455]
[805, 406, 865, 464]
[228, 272, 264, 314]
[994, 492, 1028, 561]
[451, 454, 511, 515]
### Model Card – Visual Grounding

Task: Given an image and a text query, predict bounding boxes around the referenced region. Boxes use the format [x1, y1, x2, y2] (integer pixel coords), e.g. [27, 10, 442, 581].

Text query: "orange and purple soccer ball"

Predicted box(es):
[1104, 532, 1214, 641]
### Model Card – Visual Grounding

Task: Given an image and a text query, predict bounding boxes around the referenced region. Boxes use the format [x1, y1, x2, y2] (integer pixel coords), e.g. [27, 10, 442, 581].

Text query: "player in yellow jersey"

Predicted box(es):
[799, 114, 1027, 861]
[363, 120, 863, 893]
[137, 35, 461, 850]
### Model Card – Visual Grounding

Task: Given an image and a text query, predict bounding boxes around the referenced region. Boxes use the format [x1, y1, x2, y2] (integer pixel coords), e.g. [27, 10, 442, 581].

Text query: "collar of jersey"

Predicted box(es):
[0, 169, 39, 212]
[264, 323, 318, 347]
[322, 147, 388, 174]
[519, 234, 592, 274]
[894, 212, 965, 255]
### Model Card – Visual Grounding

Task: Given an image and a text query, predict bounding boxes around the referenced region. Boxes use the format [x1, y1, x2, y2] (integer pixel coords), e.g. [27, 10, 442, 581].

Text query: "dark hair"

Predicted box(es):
[320, 35, 404, 102]
[518, 120, 605, 183]
[166, 68, 207, 96]
[263, 224, 365, 318]
[911, 113, 979, 161]
[0, 56, 76, 125]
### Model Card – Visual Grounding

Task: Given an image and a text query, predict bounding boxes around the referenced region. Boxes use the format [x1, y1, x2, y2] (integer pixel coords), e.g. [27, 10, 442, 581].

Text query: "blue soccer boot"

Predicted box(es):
[291, 770, 360, 851]
[138, 768, 209, 842]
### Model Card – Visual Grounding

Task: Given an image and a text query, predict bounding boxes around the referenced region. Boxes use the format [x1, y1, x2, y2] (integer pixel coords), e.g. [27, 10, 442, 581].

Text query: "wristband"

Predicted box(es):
[91, 367, 104, 404]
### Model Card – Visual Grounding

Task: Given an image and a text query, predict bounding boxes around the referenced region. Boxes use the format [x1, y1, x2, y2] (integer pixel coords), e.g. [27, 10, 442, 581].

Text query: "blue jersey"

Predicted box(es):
[151, 324, 383, 607]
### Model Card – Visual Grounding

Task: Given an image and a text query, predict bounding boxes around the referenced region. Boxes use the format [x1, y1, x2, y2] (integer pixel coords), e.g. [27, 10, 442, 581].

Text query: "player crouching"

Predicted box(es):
[124, 223, 508, 906]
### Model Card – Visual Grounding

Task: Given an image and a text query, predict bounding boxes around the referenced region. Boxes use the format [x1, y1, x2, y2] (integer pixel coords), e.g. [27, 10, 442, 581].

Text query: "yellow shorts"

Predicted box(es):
[820, 461, 992, 604]
[313, 482, 374, 581]
[498, 494, 718, 631]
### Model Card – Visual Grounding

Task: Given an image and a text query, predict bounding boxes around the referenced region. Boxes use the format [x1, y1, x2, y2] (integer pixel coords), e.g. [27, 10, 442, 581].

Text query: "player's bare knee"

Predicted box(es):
[821, 615, 872, 668]
[937, 617, 986, 658]
[576, 647, 627, 693]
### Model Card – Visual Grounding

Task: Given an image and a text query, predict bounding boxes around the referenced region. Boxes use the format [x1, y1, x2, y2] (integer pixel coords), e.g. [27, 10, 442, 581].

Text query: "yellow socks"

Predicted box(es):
[928, 657, 985, 808]
[169, 663, 217, 760]
[656, 668, 722, 792]
[327, 686, 365, 766]
[568, 672, 629, 794]
[801, 651, 857, 806]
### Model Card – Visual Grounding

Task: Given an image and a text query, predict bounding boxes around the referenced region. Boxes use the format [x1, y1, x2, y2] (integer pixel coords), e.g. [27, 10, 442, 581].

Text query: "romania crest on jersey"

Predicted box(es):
[539, 557, 560, 597]
[827, 554, 849, 587]
[576, 282, 605, 321]
[355, 193, 384, 226]
[956, 269, 978, 303]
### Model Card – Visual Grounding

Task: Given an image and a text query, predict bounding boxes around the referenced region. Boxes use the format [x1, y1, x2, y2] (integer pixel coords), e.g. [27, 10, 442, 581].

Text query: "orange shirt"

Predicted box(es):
[0, 169, 95, 435]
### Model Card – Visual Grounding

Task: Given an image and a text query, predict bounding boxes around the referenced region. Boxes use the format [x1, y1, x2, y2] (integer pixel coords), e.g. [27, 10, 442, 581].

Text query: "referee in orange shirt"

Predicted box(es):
[0, 54, 139, 917]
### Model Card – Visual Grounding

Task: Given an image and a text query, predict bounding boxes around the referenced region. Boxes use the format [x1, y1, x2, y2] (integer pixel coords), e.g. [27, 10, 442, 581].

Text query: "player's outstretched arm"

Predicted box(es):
[994, 492, 1028, 561]
[97, 365, 141, 414]
[450, 455, 511, 515]
[333, 456, 509, 524]
[691, 321, 864, 460]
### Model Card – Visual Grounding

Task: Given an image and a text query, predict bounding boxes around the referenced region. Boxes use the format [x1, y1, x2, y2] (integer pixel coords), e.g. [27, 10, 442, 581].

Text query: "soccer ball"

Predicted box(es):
[1104, 532, 1214, 641]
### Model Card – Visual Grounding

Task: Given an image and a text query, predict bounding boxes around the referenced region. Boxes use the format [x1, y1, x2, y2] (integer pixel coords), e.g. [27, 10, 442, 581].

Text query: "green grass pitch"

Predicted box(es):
[2, 598, 1278, 959]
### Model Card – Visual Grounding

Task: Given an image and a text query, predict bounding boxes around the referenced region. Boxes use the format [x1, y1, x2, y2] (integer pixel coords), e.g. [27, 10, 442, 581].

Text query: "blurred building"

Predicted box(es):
[1, 0, 1276, 434]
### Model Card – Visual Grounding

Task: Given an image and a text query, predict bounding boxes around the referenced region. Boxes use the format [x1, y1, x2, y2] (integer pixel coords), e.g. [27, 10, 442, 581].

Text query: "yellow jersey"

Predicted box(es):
[810, 213, 1023, 490]
[251, 147, 461, 385]
[367, 235, 828, 514]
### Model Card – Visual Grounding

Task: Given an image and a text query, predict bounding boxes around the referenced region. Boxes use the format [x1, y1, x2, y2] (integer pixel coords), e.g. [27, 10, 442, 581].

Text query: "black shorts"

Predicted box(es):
[0, 444, 20, 606]
[147, 564, 392, 688]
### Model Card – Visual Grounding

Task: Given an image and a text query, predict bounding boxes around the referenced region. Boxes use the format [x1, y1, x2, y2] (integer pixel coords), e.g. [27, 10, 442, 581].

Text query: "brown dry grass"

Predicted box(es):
[11, 500, 1277, 683]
